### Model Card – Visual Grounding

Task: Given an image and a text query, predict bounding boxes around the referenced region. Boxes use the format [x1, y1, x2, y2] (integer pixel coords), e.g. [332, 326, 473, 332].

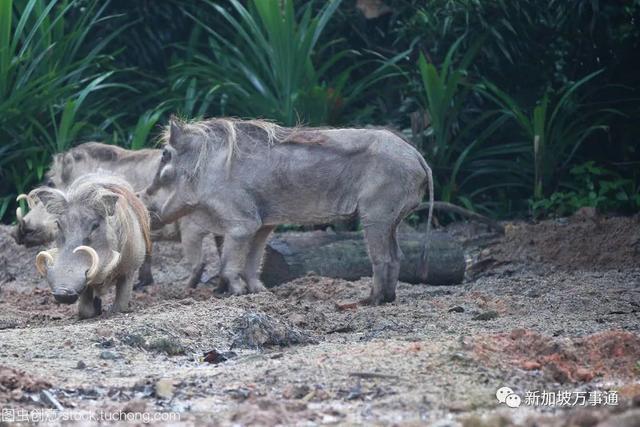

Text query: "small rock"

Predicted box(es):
[575, 367, 595, 382]
[225, 387, 252, 401]
[346, 384, 362, 400]
[147, 338, 185, 356]
[472, 310, 499, 321]
[526, 290, 541, 298]
[155, 379, 174, 400]
[450, 352, 472, 363]
[94, 327, 112, 337]
[75, 361, 87, 370]
[98, 338, 114, 348]
[521, 361, 541, 370]
[99, 350, 119, 360]
[202, 349, 237, 364]
[231, 312, 317, 349]
[448, 305, 464, 313]
[283, 384, 310, 400]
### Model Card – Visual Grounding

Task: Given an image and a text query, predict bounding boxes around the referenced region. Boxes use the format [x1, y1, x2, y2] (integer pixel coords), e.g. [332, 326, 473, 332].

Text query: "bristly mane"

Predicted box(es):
[160, 117, 327, 175]
[104, 184, 152, 255]
[46, 142, 159, 186]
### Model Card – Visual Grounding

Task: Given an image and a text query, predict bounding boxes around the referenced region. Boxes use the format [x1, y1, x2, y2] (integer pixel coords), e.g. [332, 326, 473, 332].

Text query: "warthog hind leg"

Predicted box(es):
[361, 222, 402, 305]
[133, 253, 154, 290]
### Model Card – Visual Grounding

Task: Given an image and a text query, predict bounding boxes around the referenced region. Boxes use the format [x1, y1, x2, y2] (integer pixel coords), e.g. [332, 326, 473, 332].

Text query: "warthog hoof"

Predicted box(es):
[247, 279, 267, 293]
[359, 293, 396, 306]
[133, 276, 154, 291]
[78, 297, 102, 319]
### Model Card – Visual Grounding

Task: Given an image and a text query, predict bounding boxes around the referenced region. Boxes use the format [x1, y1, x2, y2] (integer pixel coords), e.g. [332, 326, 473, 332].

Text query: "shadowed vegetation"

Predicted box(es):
[1, 0, 638, 222]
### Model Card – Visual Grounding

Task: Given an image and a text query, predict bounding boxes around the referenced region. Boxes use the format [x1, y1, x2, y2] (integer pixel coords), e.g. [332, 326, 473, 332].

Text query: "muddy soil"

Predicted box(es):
[0, 213, 639, 426]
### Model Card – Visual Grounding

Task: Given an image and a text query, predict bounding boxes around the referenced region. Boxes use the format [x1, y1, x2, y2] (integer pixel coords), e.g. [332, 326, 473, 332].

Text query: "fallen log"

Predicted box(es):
[262, 231, 465, 287]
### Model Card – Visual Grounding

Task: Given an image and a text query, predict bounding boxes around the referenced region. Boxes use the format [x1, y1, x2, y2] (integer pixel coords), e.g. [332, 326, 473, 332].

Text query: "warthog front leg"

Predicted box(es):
[243, 226, 275, 293]
[180, 223, 208, 289]
[78, 287, 102, 319]
[219, 232, 257, 296]
[112, 274, 134, 313]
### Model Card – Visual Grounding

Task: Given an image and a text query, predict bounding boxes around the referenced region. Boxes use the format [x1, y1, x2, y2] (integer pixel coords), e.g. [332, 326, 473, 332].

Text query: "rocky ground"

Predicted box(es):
[0, 211, 639, 426]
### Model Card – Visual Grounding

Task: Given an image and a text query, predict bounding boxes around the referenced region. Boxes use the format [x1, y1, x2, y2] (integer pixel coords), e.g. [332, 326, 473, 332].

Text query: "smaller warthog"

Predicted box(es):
[31, 174, 151, 318]
[14, 194, 57, 246]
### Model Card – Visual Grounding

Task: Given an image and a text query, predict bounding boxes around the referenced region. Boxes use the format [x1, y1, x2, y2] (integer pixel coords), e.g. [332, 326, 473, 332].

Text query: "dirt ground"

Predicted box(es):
[1, 211, 639, 426]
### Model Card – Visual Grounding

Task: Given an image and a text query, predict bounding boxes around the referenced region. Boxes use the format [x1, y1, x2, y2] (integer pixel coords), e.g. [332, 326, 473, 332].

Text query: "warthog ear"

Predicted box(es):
[169, 118, 187, 151]
[29, 187, 67, 215]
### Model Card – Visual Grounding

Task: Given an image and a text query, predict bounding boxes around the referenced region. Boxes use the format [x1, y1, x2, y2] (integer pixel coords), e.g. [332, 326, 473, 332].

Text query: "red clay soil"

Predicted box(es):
[473, 329, 640, 384]
[490, 212, 640, 270]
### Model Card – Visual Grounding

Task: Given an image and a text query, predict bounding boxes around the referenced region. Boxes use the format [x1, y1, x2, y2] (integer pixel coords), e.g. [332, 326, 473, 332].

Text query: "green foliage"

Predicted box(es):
[478, 70, 620, 200]
[532, 162, 640, 217]
[415, 36, 524, 210]
[171, 0, 404, 126]
[0, 0, 639, 223]
[0, 0, 126, 221]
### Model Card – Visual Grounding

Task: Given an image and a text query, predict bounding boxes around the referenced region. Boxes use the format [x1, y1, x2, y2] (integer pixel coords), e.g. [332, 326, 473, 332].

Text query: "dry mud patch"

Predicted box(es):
[0, 216, 639, 426]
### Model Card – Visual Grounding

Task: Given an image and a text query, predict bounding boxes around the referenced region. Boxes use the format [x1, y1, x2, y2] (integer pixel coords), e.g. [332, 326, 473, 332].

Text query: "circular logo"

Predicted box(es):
[496, 386, 514, 403]
[505, 394, 522, 408]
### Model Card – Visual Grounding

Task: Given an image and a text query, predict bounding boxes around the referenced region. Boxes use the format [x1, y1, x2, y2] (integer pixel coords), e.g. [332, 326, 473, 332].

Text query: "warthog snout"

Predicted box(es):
[52, 287, 80, 304]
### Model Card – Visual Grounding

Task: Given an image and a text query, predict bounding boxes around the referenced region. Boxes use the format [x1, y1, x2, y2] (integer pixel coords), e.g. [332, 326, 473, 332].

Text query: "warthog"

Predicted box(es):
[13, 194, 57, 246]
[13, 142, 222, 288]
[31, 174, 151, 318]
[145, 118, 433, 305]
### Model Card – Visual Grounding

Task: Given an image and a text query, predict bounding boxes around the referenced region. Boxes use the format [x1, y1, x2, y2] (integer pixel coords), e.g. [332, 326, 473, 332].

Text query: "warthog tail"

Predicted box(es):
[418, 155, 434, 282]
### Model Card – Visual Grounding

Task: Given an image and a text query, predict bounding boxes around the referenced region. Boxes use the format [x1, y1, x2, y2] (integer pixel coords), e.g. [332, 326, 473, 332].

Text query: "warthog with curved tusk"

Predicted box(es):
[12, 193, 58, 246]
[31, 173, 151, 319]
[12, 142, 222, 289]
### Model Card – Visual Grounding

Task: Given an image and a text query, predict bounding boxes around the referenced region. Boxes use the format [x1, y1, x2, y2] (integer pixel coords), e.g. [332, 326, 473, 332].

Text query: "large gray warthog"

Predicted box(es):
[13, 142, 221, 288]
[31, 174, 150, 318]
[145, 118, 434, 305]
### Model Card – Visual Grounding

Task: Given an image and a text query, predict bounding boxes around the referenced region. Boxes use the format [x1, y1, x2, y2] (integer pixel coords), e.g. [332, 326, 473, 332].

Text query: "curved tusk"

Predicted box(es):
[35, 249, 58, 276]
[102, 250, 121, 277]
[73, 245, 100, 282]
[16, 207, 24, 223]
[16, 194, 34, 209]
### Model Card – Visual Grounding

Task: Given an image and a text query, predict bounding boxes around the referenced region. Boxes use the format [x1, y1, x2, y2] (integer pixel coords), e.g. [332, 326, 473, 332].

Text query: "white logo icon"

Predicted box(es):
[496, 386, 521, 408]
[505, 394, 521, 408]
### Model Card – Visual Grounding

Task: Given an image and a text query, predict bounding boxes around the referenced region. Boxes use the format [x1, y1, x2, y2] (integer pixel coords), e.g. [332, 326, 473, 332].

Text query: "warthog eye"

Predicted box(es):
[90, 221, 99, 232]
[161, 149, 171, 163]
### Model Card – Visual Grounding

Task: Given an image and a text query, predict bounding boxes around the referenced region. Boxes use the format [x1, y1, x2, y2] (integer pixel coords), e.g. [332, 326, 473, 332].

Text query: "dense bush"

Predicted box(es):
[1, 0, 638, 222]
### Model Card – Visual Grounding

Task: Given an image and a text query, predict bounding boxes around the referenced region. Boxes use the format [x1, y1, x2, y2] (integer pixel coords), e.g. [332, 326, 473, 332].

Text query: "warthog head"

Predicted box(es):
[32, 179, 128, 304]
[142, 120, 201, 225]
[12, 194, 58, 246]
